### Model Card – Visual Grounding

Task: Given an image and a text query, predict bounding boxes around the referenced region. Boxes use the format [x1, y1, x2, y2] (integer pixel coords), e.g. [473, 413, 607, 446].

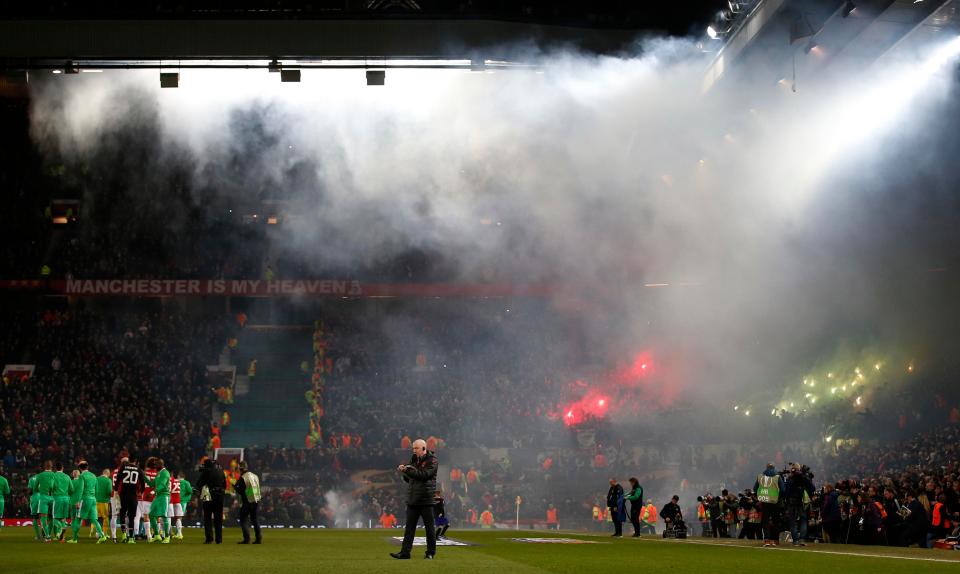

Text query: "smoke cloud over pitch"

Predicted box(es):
[26, 33, 960, 416]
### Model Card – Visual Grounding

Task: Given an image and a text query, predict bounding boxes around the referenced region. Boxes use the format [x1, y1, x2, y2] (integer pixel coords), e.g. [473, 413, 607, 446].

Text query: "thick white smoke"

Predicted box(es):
[26, 34, 960, 411]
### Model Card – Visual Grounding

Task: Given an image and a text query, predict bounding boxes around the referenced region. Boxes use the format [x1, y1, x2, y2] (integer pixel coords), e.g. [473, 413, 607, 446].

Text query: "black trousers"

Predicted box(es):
[238, 502, 261, 542]
[609, 507, 623, 535]
[119, 497, 137, 535]
[629, 505, 642, 535]
[400, 505, 436, 556]
[203, 496, 224, 543]
[761, 503, 780, 542]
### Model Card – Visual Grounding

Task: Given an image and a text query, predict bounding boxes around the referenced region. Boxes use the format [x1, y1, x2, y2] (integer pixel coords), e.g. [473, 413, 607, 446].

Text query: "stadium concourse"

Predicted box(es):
[3, 0, 960, 569]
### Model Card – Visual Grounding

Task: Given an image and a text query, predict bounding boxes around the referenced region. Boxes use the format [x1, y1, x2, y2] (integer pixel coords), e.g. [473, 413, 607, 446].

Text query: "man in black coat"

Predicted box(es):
[390, 439, 438, 560]
[606, 478, 625, 537]
[195, 458, 226, 544]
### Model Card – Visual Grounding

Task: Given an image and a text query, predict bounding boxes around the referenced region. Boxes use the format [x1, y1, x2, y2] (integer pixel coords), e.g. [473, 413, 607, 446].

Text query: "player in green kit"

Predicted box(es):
[145, 457, 171, 543]
[93, 468, 113, 540]
[66, 469, 82, 540]
[34, 460, 57, 541]
[176, 471, 193, 539]
[28, 467, 43, 540]
[51, 461, 73, 541]
[68, 461, 108, 544]
[0, 470, 10, 532]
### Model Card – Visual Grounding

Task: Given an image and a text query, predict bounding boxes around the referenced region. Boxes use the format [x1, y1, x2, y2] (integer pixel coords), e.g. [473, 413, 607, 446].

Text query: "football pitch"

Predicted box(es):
[3, 528, 959, 573]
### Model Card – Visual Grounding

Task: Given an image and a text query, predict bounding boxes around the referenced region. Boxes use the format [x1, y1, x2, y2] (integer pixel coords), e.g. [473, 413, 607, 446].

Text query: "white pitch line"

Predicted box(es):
[638, 536, 960, 564]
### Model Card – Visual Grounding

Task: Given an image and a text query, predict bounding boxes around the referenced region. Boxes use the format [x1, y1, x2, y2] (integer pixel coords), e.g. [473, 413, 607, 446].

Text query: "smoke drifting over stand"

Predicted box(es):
[26, 34, 960, 428]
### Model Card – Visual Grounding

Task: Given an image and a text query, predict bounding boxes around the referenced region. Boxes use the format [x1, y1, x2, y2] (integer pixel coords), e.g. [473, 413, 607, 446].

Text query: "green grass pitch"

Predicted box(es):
[2, 527, 958, 573]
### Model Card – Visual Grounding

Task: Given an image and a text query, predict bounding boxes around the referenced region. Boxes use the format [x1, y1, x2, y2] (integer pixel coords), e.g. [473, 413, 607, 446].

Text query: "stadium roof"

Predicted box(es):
[0, 1, 722, 67]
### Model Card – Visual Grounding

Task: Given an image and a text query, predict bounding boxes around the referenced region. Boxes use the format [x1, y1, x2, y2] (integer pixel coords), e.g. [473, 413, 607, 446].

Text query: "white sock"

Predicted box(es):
[176, 518, 183, 535]
[110, 516, 117, 538]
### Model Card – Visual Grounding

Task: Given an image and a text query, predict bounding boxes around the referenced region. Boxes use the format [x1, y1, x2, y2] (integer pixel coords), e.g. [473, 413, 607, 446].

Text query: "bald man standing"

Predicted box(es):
[390, 438, 438, 560]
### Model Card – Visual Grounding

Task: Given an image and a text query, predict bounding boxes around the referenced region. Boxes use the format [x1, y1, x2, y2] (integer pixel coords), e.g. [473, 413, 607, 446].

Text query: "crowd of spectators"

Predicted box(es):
[0, 307, 230, 519]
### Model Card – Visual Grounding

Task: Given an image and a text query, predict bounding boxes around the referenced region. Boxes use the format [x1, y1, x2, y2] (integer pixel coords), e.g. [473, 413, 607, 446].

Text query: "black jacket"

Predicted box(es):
[196, 463, 227, 500]
[784, 473, 814, 503]
[607, 484, 624, 509]
[402, 451, 438, 506]
[661, 502, 682, 523]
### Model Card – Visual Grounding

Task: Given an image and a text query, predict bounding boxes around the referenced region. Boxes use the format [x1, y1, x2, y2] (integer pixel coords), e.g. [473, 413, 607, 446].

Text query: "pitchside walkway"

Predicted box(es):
[223, 325, 312, 449]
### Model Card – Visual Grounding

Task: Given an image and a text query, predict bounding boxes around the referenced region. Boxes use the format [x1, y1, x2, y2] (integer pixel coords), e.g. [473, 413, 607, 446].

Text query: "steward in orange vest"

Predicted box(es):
[546, 505, 559, 529]
[480, 507, 494, 528]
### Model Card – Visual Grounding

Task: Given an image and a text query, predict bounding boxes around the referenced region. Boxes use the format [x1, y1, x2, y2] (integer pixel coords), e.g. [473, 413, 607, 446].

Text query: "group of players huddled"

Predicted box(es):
[25, 455, 192, 544]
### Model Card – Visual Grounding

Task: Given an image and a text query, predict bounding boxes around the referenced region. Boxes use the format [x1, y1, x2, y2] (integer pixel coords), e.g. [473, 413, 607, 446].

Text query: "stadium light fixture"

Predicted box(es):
[842, 1, 856, 18]
[804, 40, 818, 54]
[366, 70, 386, 86]
[707, 25, 719, 39]
[280, 69, 301, 82]
[268, 59, 281, 73]
[160, 72, 179, 88]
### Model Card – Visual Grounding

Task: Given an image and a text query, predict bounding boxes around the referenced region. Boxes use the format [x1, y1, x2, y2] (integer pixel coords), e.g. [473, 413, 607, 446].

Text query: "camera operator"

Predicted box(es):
[721, 489, 739, 538]
[783, 463, 814, 547]
[755, 463, 785, 546]
[196, 458, 226, 544]
[706, 494, 724, 538]
[737, 491, 761, 540]
[660, 495, 684, 537]
[390, 439, 438, 560]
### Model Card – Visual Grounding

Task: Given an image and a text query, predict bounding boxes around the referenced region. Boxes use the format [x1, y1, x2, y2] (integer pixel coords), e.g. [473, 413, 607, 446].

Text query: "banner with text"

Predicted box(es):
[0, 279, 554, 298]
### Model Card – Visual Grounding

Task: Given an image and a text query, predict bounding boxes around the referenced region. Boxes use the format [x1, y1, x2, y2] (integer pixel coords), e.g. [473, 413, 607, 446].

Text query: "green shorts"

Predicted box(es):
[30, 494, 40, 515]
[53, 496, 74, 520]
[150, 495, 170, 518]
[37, 494, 54, 515]
[78, 497, 99, 521]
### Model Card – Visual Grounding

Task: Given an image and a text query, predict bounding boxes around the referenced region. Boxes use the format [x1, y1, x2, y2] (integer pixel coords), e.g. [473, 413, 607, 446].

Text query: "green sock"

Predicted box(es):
[161, 517, 170, 538]
[149, 516, 158, 536]
[42, 516, 52, 538]
[71, 519, 81, 541]
[94, 520, 105, 538]
[32, 518, 41, 539]
[53, 519, 62, 539]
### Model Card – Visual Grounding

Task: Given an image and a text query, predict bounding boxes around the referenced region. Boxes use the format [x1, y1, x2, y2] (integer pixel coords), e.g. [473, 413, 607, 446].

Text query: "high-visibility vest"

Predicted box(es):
[546, 508, 558, 523]
[592, 506, 600, 520]
[873, 501, 887, 520]
[756, 474, 780, 504]
[697, 503, 707, 520]
[450, 468, 462, 482]
[644, 504, 658, 523]
[748, 509, 762, 523]
[401, 436, 411, 449]
[480, 511, 494, 526]
[241, 471, 261, 503]
[222, 412, 230, 426]
[932, 502, 949, 528]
